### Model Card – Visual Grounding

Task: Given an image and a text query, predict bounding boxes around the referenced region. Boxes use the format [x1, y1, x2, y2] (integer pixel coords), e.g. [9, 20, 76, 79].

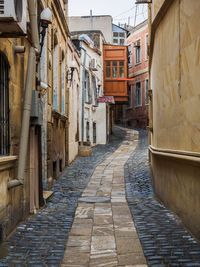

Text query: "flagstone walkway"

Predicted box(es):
[62, 129, 147, 267]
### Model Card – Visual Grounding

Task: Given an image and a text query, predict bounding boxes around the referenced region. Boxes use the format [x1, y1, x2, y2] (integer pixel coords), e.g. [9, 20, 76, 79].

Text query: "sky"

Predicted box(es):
[68, 0, 148, 27]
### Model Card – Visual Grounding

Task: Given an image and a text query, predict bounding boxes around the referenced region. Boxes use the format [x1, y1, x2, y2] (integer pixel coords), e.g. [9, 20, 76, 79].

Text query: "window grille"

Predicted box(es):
[0, 53, 10, 155]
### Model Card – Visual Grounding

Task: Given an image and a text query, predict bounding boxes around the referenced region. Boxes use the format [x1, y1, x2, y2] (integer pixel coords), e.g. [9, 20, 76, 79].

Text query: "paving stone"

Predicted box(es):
[116, 237, 143, 255]
[91, 236, 116, 253]
[93, 225, 114, 236]
[118, 253, 147, 265]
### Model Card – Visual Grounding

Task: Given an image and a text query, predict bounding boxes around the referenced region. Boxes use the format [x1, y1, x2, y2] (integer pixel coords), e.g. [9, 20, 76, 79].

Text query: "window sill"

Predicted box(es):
[135, 105, 142, 108]
[135, 62, 141, 66]
[0, 156, 17, 171]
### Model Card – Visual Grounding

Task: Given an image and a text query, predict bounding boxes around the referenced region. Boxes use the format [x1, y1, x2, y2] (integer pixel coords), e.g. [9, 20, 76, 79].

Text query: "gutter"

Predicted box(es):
[8, 0, 40, 189]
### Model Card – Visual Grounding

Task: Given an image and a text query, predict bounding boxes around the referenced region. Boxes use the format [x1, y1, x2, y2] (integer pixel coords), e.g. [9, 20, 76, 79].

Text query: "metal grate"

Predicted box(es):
[0, 53, 10, 155]
[0, 0, 4, 14]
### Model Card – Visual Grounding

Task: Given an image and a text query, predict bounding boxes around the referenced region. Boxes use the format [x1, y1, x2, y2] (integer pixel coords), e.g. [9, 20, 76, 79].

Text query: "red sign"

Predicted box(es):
[98, 96, 115, 104]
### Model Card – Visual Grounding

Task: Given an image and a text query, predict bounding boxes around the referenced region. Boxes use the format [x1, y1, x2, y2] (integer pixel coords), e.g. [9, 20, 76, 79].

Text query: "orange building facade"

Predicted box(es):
[103, 44, 128, 102]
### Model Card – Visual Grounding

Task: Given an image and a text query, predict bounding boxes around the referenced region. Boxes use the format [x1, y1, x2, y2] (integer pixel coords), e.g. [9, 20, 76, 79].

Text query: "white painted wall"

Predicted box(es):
[80, 37, 107, 146]
[67, 40, 81, 163]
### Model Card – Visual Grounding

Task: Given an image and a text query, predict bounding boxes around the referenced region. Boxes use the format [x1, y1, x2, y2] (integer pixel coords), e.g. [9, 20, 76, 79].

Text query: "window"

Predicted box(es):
[93, 122, 96, 144]
[135, 82, 142, 107]
[61, 51, 65, 115]
[127, 85, 132, 108]
[86, 121, 90, 142]
[113, 32, 118, 37]
[119, 61, 125, 78]
[53, 35, 59, 110]
[113, 39, 118, 44]
[106, 61, 111, 78]
[92, 76, 97, 106]
[120, 39, 125, 45]
[0, 53, 10, 155]
[135, 40, 141, 64]
[119, 32, 125, 38]
[128, 45, 132, 67]
[145, 34, 148, 60]
[105, 61, 125, 79]
[145, 79, 149, 105]
[85, 70, 90, 103]
[112, 61, 117, 78]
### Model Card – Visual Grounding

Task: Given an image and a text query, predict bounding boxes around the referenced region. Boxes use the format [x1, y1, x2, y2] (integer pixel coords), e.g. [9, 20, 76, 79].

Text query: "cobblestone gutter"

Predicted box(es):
[0, 128, 126, 266]
[125, 129, 200, 267]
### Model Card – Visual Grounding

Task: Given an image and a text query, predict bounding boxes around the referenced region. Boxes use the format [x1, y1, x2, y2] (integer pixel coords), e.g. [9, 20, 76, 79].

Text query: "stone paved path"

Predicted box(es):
[61, 128, 147, 266]
[0, 128, 126, 266]
[0, 126, 200, 266]
[125, 129, 200, 267]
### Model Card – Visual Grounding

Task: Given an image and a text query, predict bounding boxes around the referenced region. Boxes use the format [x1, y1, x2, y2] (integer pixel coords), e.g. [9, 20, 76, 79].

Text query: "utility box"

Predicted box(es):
[30, 90, 43, 126]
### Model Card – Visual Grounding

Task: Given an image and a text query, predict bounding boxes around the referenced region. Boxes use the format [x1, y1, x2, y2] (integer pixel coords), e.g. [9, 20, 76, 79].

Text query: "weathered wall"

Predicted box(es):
[150, 0, 200, 239]
[67, 40, 81, 164]
[69, 16, 113, 43]
[0, 37, 31, 240]
[47, 0, 69, 185]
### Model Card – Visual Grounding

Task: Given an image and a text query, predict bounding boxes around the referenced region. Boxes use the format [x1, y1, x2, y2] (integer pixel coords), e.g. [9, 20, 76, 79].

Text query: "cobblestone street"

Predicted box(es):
[0, 127, 200, 266]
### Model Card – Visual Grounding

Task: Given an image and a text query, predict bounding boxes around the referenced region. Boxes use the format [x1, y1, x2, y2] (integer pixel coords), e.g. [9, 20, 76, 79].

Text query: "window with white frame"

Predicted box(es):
[135, 40, 141, 64]
[145, 79, 149, 105]
[135, 82, 142, 107]
[85, 70, 90, 103]
[92, 76, 98, 106]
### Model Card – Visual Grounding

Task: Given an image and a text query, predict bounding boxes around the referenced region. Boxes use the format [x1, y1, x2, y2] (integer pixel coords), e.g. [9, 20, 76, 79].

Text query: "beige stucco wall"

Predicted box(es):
[150, 0, 200, 239]
[151, 0, 200, 152]
[69, 16, 112, 43]
[0, 37, 31, 240]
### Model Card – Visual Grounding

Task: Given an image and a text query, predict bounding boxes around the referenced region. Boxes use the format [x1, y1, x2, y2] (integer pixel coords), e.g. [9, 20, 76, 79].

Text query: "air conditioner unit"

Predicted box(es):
[135, 0, 152, 4]
[134, 40, 141, 47]
[89, 58, 98, 71]
[0, 0, 27, 36]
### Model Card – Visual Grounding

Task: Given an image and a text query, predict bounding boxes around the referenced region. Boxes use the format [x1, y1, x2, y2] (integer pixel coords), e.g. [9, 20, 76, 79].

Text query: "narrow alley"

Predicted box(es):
[0, 127, 200, 267]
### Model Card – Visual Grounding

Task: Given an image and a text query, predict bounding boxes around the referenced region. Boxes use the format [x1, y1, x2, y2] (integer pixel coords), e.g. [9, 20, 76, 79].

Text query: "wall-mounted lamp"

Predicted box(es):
[40, 8, 52, 55]
[67, 60, 76, 85]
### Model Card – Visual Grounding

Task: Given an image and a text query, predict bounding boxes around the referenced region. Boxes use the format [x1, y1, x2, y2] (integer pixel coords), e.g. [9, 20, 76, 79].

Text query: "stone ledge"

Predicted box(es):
[0, 156, 17, 171]
[78, 145, 92, 157]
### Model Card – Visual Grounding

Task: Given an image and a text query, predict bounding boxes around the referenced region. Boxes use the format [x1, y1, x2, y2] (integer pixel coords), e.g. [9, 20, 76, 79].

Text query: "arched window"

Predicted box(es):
[0, 53, 10, 155]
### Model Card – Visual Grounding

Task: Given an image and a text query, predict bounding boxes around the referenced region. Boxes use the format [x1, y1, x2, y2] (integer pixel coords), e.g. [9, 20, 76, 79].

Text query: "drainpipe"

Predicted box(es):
[79, 40, 87, 143]
[7, 0, 40, 189]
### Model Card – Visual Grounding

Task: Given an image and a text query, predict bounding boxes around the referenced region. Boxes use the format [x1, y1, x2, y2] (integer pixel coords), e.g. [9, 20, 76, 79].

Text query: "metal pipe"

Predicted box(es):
[14, 46, 26, 54]
[8, 0, 39, 189]
[27, 0, 40, 54]
[8, 47, 36, 189]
